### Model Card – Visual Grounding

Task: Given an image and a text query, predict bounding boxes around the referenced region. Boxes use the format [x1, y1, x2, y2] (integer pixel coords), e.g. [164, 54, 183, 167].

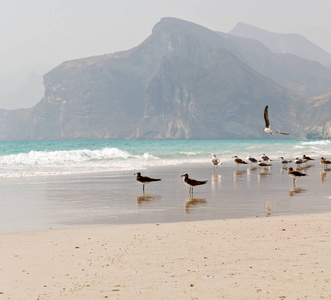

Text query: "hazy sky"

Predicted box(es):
[1, 0, 331, 109]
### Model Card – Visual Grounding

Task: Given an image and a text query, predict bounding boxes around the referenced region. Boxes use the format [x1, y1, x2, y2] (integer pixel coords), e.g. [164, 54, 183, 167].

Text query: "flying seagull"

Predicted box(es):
[263, 105, 289, 135]
[181, 173, 208, 195]
[135, 172, 161, 193]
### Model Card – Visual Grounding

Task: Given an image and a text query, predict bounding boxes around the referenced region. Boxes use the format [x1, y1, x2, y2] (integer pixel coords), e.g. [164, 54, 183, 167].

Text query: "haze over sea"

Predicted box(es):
[1, 139, 330, 233]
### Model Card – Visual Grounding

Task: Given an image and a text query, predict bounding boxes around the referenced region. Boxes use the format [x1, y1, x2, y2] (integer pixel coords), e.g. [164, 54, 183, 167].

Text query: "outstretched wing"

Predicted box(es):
[264, 105, 270, 128]
[272, 130, 290, 135]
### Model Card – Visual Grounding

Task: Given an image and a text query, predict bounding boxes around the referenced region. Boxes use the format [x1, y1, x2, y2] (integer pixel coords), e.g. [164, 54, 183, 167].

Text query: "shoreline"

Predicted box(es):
[1, 160, 331, 234]
[1, 213, 330, 299]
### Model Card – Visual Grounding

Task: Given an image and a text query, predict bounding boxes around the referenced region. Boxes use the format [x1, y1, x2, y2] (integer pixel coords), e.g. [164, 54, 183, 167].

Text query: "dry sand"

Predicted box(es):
[1, 213, 330, 299]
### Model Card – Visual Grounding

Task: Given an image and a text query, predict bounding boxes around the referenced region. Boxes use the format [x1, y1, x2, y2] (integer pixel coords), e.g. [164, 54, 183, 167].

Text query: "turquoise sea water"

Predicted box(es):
[0, 139, 330, 178]
[0, 139, 330, 233]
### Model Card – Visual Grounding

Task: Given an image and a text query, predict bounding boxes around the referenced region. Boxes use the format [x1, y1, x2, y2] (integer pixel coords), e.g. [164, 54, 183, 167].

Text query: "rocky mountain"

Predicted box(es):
[229, 22, 331, 67]
[218, 32, 331, 97]
[0, 17, 330, 140]
[302, 92, 331, 139]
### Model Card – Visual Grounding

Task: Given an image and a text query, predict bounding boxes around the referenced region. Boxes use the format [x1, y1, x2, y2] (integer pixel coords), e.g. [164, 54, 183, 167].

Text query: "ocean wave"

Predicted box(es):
[301, 140, 331, 145]
[0, 140, 330, 178]
[0, 147, 139, 166]
[179, 151, 202, 156]
[0, 147, 207, 178]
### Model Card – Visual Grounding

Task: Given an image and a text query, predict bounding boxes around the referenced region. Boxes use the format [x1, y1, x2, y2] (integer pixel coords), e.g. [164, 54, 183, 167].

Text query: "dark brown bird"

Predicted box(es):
[232, 156, 248, 168]
[262, 105, 289, 135]
[280, 157, 292, 165]
[135, 172, 161, 193]
[181, 173, 208, 195]
[288, 167, 307, 184]
[302, 154, 315, 162]
[320, 157, 331, 169]
[258, 160, 272, 167]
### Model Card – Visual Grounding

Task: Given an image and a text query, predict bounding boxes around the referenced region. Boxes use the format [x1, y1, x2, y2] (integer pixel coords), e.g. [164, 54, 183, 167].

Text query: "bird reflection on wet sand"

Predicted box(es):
[320, 168, 331, 183]
[281, 166, 289, 172]
[258, 168, 271, 181]
[248, 166, 257, 172]
[289, 186, 306, 196]
[233, 170, 247, 181]
[296, 164, 314, 171]
[265, 201, 272, 217]
[211, 172, 221, 190]
[184, 197, 207, 213]
[137, 194, 161, 207]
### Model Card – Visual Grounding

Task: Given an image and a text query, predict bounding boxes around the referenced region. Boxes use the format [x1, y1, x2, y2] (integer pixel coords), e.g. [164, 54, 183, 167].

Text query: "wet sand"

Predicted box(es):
[0, 161, 330, 233]
[0, 213, 330, 299]
[1, 160, 331, 299]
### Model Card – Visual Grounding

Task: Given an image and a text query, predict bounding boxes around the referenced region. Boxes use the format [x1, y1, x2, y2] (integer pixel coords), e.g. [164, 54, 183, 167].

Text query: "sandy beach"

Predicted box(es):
[1, 161, 331, 233]
[1, 213, 330, 299]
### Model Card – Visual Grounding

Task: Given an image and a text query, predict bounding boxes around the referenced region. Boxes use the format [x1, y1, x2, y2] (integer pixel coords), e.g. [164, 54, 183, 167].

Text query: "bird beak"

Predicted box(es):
[181, 174, 185, 177]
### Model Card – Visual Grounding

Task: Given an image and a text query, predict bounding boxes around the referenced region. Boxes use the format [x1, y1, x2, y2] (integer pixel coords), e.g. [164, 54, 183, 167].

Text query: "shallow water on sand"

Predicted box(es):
[1, 160, 330, 233]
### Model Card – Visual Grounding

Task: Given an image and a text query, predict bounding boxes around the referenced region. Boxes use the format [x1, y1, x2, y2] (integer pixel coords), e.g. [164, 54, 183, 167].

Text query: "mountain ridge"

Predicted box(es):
[0, 17, 329, 140]
[229, 22, 331, 66]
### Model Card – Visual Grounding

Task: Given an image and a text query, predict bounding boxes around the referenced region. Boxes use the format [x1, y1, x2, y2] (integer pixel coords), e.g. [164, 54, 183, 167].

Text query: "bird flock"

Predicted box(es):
[230, 154, 331, 185]
[135, 154, 331, 194]
[134, 105, 330, 194]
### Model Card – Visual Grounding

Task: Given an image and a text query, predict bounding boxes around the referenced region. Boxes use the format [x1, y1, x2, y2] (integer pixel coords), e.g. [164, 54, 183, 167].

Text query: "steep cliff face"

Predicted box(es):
[20, 55, 147, 140]
[303, 93, 331, 139]
[127, 18, 301, 139]
[0, 17, 329, 140]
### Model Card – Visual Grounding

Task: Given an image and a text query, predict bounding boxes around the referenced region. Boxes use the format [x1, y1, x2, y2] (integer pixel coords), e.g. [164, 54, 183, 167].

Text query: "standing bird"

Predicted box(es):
[320, 157, 331, 169]
[260, 153, 272, 162]
[303, 154, 314, 163]
[135, 172, 161, 193]
[258, 160, 272, 167]
[181, 173, 208, 196]
[211, 154, 222, 170]
[262, 105, 289, 135]
[280, 157, 292, 166]
[247, 155, 258, 165]
[294, 157, 305, 167]
[288, 167, 307, 185]
[232, 156, 248, 169]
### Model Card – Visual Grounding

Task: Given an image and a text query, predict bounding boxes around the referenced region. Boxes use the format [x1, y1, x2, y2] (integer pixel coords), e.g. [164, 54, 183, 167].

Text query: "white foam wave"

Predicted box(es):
[0, 140, 330, 178]
[0, 147, 209, 178]
[0, 147, 133, 166]
[179, 151, 201, 156]
[301, 140, 331, 145]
